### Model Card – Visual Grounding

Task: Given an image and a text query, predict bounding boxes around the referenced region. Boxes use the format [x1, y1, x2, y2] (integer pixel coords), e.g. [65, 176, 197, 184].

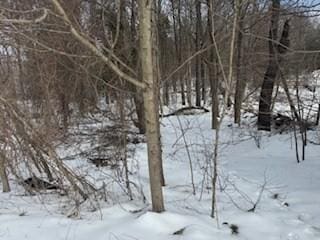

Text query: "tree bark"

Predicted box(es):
[177, 0, 185, 105]
[129, 0, 146, 134]
[171, 0, 185, 105]
[201, 62, 206, 104]
[257, 0, 280, 131]
[0, 153, 10, 192]
[207, 0, 218, 129]
[316, 104, 320, 125]
[234, 2, 245, 124]
[133, 92, 146, 134]
[195, 0, 202, 107]
[138, 0, 165, 212]
[186, 61, 192, 107]
[153, 0, 165, 186]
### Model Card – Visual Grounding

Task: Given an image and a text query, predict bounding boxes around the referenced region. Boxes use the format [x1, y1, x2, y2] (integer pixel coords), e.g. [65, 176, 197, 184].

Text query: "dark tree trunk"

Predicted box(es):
[130, 0, 146, 134]
[210, 57, 219, 129]
[195, 0, 202, 107]
[201, 62, 206, 104]
[207, 1, 218, 129]
[234, 3, 245, 124]
[133, 91, 146, 134]
[0, 155, 10, 193]
[60, 92, 69, 132]
[258, 63, 278, 131]
[258, 18, 290, 131]
[163, 81, 169, 106]
[257, 0, 280, 131]
[316, 104, 320, 125]
[171, 0, 185, 105]
[177, 0, 185, 105]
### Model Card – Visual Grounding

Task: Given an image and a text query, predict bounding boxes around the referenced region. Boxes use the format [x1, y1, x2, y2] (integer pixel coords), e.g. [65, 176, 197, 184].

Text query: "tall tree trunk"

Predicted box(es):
[186, 57, 192, 107]
[234, 2, 245, 124]
[130, 0, 146, 134]
[187, 61, 192, 106]
[171, 0, 185, 105]
[207, 0, 218, 129]
[257, 0, 280, 131]
[177, 0, 185, 105]
[153, 0, 165, 186]
[210, 55, 219, 129]
[186, 4, 193, 107]
[158, 0, 169, 107]
[138, 0, 165, 212]
[195, 0, 202, 106]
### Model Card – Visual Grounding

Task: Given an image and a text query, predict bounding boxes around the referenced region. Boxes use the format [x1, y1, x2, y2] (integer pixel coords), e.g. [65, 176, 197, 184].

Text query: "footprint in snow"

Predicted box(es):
[286, 232, 300, 240]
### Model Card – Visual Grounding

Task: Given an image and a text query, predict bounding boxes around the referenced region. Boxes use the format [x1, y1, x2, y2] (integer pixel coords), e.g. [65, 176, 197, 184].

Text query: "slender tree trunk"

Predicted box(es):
[316, 104, 320, 125]
[177, 0, 185, 105]
[158, 0, 169, 107]
[169, 0, 177, 100]
[186, 5, 193, 107]
[210, 0, 239, 218]
[130, 0, 146, 134]
[171, 0, 185, 105]
[118, 90, 133, 200]
[257, 0, 280, 131]
[60, 92, 69, 132]
[234, 3, 245, 124]
[195, 0, 202, 106]
[187, 61, 192, 107]
[138, 0, 165, 212]
[201, 62, 206, 104]
[153, 0, 165, 186]
[133, 93, 146, 134]
[15, 40, 25, 101]
[209, 57, 219, 129]
[162, 82, 170, 106]
[207, 0, 218, 129]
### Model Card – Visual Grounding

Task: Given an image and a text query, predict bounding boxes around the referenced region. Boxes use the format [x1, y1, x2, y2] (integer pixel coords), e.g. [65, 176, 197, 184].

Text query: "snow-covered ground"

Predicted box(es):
[1, 107, 319, 240]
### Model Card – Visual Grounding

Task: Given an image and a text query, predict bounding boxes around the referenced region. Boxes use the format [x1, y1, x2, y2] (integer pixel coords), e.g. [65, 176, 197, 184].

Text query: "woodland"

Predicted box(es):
[0, 0, 320, 239]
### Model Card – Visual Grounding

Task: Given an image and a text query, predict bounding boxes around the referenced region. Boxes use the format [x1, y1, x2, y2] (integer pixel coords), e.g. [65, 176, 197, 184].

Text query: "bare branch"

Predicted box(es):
[0, 8, 48, 24]
[50, 0, 146, 89]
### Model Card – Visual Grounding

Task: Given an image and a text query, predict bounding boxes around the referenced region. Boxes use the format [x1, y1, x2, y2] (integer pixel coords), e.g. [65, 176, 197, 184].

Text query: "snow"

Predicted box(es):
[1, 92, 320, 239]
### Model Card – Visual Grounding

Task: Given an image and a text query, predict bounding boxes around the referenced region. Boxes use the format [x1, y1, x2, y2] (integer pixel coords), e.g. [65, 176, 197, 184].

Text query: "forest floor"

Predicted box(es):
[0, 110, 319, 240]
[1, 77, 320, 239]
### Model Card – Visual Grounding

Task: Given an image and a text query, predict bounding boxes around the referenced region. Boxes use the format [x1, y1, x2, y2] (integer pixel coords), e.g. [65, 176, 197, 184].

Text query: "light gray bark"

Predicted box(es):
[138, 0, 165, 212]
